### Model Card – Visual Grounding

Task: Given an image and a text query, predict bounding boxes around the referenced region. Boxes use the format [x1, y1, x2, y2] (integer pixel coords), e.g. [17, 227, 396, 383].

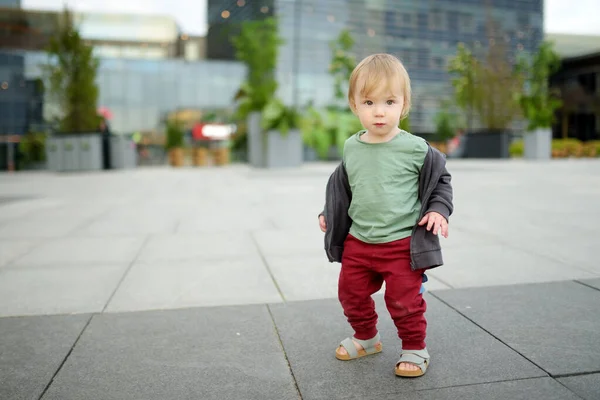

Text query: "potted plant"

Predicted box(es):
[448, 20, 524, 158]
[231, 17, 289, 168]
[165, 119, 185, 167]
[43, 7, 103, 172]
[257, 98, 303, 167]
[516, 40, 562, 160]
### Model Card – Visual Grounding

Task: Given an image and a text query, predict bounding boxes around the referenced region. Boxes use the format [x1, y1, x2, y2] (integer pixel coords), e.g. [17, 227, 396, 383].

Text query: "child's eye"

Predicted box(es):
[364, 100, 373, 105]
[387, 100, 395, 105]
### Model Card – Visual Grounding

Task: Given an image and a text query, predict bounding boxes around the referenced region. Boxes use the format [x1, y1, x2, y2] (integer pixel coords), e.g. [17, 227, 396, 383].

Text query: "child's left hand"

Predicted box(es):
[418, 212, 449, 238]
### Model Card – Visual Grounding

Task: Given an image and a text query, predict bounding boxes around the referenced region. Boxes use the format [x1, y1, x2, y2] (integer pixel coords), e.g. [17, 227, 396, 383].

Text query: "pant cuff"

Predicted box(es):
[354, 327, 378, 341]
[401, 340, 426, 350]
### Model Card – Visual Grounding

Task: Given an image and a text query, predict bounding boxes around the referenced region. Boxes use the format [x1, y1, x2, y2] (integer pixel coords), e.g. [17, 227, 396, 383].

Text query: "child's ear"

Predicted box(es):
[349, 100, 358, 114]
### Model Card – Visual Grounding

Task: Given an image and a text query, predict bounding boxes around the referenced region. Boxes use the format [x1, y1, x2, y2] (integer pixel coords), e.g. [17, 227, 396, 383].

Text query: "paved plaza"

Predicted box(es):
[0, 159, 599, 399]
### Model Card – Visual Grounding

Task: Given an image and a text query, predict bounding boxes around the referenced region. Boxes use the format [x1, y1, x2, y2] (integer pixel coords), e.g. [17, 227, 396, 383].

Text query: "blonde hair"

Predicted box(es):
[348, 53, 411, 119]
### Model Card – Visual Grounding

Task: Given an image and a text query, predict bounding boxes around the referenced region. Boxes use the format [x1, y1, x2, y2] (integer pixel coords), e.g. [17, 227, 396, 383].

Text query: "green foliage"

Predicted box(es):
[516, 41, 563, 131]
[300, 107, 362, 159]
[19, 132, 47, 164]
[434, 108, 456, 141]
[448, 41, 523, 130]
[509, 139, 524, 157]
[231, 17, 282, 120]
[329, 29, 356, 101]
[43, 7, 100, 133]
[447, 43, 478, 115]
[165, 119, 184, 150]
[261, 98, 300, 136]
[400, 116, 410, 132]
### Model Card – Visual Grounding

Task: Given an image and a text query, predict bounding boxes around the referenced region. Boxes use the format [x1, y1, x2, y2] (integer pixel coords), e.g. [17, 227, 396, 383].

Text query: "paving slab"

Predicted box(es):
[0, 314, 90, 400]
[105, 257, 282, 312]
[268, 295, 545, 400]
[41, 306, 299, 400]
[359, 377, 580, 400]
[434, 281, 600, 376]
[432, 242, 597, 289]
[0, 239, 38, 267]
[136, 233, 259, 263]
[0, 264, 129, 317]
[10, 237, 146, 267]
[558, 373, 600, 400]
[579, 278, 600, 291]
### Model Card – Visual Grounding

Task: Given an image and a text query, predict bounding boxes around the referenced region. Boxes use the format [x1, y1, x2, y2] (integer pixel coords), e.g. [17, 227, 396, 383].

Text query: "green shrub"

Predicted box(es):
[509, 139, 524, 157]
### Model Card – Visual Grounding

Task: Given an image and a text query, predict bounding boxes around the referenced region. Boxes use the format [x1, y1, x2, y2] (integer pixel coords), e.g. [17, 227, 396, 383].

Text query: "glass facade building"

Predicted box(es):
[1, 1, 543, 139]
[0, 50, 245, 135]
[208, 0, 543, 133]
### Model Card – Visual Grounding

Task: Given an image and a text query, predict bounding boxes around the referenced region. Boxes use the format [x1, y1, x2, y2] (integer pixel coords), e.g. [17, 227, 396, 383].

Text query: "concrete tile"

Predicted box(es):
[364, 378, 580, 400]
[432, 243, 596, 288]
[0, 314, 89, 400]
[266, 255, 341, 301]
[106, 258, 282, 312]
[0, 265, 128, 317]
[435, 281, 600, 376]
[266, 256, 452, 302]
[11, 237, 146, 267]
[0, 217, 85, 239]
[579, 278, 600, 291]
[0, 198, 62, 223]
[136, 233, 258, 263]
[0, 239, 38, 267]
[253, 230, 325, 257]
[269, 295, 545, 400]
[41, 306, 298, 400]
[74, 215, 178, 236]
[176, 208, 274, 233]
[558, 374, 600, 400]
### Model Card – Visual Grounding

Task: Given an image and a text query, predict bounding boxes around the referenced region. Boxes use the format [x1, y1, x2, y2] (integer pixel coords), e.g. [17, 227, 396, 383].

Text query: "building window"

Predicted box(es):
[429, 11, 445, 31]
[459, 13, 474, 33]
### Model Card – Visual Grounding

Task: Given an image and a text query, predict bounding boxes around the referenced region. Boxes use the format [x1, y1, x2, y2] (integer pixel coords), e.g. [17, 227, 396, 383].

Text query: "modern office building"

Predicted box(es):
[208, 0, 544, 133]
[1, 1, 544, 141]
[0, 8, 243, 137]
[0, 0, 20, 8]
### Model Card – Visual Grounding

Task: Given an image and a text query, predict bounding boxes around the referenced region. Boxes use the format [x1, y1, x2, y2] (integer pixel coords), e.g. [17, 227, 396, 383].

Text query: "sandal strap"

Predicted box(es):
[397, 348, 430, 371]
[352, 333, 381, 351]
[339, 338, 358, 358]
[339, 333, 381, 358]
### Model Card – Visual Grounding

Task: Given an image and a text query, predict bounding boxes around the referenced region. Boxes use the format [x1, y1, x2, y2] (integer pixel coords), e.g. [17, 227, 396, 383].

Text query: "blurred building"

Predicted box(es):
[207, 0, 543, 134]
[0, 0, 20, 8]
[548, 33, 600, 142]
[206, 0, 274, 60]
[0, 7, 243, 137]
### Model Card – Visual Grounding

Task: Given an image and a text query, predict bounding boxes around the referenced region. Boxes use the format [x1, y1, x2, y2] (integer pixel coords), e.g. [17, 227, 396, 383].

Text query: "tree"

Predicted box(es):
[231, 17, 282, 120]
[328, 29, 356, 103]
[44, 7, 100, 133]
[448, 18, 524, 131]
[516, 40, 562, 131]
[447, 43, 478, 130]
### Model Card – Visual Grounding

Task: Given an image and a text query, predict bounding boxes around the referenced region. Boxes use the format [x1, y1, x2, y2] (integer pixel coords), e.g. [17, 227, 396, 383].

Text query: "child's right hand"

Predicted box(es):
[319, 215, 327, 232]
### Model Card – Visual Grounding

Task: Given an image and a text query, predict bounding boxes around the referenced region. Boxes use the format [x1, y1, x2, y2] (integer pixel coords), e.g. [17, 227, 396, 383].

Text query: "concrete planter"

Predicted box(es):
[109, 136, 137, 169]
[247, 112, 302, 168]
[46, 134, 103, 172]
[463, 130, 511, 159]
[523, 128, 552, 160]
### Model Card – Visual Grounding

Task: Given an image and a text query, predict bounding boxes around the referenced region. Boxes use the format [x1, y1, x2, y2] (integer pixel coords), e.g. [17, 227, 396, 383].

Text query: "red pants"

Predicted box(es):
[338, 234, 427, 350]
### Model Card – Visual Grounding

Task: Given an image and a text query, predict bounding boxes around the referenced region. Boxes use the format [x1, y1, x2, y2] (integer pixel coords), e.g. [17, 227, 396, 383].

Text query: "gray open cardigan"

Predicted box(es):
[320, 145, 454, 270]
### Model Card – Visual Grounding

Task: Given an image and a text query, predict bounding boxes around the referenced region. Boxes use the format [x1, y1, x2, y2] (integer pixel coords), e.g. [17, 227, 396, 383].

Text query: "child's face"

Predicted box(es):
[351, 78, 405, 140]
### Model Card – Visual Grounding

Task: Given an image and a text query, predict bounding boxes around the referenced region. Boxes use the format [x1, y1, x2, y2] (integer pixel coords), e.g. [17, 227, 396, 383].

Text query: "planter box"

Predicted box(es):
[110, 136, 137, 169]
[523, 128, 551, 160]
[45, 133, 103, 172]
[463, 130, 510, 159]
[247, 112, 303, 168]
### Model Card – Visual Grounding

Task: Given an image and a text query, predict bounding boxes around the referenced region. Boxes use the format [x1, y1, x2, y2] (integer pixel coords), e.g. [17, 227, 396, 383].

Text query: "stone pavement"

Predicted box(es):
[0, 159, 599, 400]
